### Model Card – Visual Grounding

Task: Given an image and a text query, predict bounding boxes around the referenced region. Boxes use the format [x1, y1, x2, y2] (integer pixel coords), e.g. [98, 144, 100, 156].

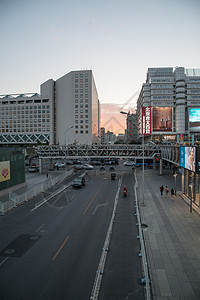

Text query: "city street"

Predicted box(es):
[0, 166, 144, 300]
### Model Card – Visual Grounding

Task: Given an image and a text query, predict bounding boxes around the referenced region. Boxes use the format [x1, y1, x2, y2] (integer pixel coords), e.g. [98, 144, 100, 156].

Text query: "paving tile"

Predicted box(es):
[136, 169, 200, 299]
[157, 280, 172, 297]
[164, 263, 176, 275]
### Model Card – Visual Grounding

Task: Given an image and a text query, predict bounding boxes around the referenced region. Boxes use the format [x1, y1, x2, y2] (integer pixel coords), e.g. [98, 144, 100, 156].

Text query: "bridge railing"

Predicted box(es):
[36, 144, 181, 166]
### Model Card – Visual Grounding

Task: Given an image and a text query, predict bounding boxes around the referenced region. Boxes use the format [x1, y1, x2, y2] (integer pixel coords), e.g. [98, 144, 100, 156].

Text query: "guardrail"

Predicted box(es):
[134, 171, 151, 300]
[0, 170, 73, 215]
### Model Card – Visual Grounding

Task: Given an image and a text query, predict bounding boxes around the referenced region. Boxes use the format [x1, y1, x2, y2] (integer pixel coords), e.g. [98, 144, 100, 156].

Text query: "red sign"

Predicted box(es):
[142, 107, 151, 135]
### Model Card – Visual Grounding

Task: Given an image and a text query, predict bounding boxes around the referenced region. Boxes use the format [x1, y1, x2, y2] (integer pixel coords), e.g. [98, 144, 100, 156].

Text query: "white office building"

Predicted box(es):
[137, 67, 200, 143]
[0, 70, 100, 145]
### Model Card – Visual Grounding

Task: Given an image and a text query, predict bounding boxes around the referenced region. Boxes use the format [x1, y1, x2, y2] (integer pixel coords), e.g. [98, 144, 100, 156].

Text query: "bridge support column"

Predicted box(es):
[39, 158, 42, 173]
[49, 158, 54, 171]
[159, 158, 163, 175]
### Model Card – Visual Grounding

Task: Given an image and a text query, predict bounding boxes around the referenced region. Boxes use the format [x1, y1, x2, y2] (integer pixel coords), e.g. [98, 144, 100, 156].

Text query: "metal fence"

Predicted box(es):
[0, 170, 73, 215]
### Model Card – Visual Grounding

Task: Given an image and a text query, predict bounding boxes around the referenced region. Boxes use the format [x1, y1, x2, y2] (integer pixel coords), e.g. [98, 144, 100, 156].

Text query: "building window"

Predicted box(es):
[75, 130, 78, 134]
[85, 73, 88, 77]
[75, 74, 78, 78]
[80, 131, 83, 134]
[85, 130, 88, 134]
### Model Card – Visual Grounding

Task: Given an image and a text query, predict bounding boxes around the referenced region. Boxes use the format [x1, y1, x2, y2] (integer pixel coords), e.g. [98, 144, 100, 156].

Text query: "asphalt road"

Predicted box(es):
[0, 165, 144, 300]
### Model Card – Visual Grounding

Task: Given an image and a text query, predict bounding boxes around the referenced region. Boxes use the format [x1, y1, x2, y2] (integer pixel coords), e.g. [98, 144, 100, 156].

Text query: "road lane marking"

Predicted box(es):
[92, 202, 108, 215]
[52, 236, 69, 261]
[0, 257, 9, 266]
[35, 223, 45, 232]
[82, 181, 105, 215]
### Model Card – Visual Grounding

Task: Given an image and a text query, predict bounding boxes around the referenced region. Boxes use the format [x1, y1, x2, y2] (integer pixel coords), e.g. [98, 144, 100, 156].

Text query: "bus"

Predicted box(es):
[135, 158, 159, 167]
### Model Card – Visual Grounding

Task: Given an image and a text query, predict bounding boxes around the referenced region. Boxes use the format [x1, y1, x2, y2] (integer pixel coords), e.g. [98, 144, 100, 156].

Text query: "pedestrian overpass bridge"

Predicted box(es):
[36, 144, 180, 166]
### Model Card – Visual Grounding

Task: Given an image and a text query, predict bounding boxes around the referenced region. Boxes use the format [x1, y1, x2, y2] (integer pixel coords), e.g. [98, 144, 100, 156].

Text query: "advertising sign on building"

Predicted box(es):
[0, 161, 10, 183]
[152, 107, 172, 132]
[189, 108, 200, 133]
[142, 106, 151, 135]
[180, 147, 196, 172]
[195, 147, 200, 174]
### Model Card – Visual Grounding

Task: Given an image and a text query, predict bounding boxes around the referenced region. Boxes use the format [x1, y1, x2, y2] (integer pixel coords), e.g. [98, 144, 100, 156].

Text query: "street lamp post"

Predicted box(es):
[64, 126, 74, 147]
[173, 173, 177, 195]
[189, 182, 194, 213]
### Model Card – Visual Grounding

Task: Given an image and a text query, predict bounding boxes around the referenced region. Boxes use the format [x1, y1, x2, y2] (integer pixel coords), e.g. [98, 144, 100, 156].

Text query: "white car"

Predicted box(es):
[55, 162, 65, 168]
[124, 161, 135, 166]
[82, 164, 94, 170]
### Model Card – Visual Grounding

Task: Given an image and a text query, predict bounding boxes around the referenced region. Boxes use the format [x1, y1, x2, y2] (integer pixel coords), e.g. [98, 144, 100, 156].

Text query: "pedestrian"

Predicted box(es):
[165, 186, 169, 197]
[160, 185, 164, 196]
[171, 188, 174, 197]
[46, 173, 48, 178]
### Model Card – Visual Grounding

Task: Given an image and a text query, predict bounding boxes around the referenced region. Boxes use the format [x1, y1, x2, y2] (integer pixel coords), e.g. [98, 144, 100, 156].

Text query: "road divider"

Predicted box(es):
[90, 176, 123, 300]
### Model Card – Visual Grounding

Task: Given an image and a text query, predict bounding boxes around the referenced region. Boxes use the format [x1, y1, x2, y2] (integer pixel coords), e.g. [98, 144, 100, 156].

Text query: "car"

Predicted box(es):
[124, 161, 135, 166]
[111, 173, 116, 180]
[28, 166, 39, 173]
[72, 176, 85, 188]
[73, 164, 83, 170]
[82, 164, 94, 170]
[90, 160, 101, 166]
[55, 162, 65, 168]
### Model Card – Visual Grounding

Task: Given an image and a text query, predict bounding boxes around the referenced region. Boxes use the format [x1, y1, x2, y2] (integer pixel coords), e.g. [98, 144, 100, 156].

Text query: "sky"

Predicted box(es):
[0, 0, 200, 115]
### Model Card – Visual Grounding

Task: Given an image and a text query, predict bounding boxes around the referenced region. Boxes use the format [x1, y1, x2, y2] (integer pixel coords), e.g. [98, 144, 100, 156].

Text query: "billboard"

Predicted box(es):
[196, 147, 200, 174]
[180, 147, 196, 172]
[0, 161, 10, 183]
[189, 108, 200, 133]
[152, 107, 172, 132]
[142, 106, 151, 135]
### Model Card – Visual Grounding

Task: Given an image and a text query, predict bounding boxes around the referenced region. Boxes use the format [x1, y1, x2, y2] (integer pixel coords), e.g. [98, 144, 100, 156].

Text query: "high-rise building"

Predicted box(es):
[137, 67, 200, 143]
[0, 70, 100, 145]
[126, 113, 138, 143]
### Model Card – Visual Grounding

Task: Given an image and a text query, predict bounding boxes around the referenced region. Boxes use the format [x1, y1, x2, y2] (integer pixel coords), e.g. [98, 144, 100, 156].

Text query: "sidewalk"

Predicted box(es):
[136, 168, 200, 300]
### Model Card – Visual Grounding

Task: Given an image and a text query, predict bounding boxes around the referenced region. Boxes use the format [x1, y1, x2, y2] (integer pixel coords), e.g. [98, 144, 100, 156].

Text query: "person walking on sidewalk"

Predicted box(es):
[165, 186, 169, 197]
[171, 188, 174, 197]
[160, 185, 164, 196]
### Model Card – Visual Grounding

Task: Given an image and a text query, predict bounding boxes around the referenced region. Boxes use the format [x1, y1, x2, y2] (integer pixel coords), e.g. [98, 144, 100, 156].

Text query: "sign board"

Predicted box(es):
[180, 147, 196, 172]
[152, 107, 172, 132]
[189, 108, 200, 133]
[142, 106, 151, 135]
[0, 161, 10, 182]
